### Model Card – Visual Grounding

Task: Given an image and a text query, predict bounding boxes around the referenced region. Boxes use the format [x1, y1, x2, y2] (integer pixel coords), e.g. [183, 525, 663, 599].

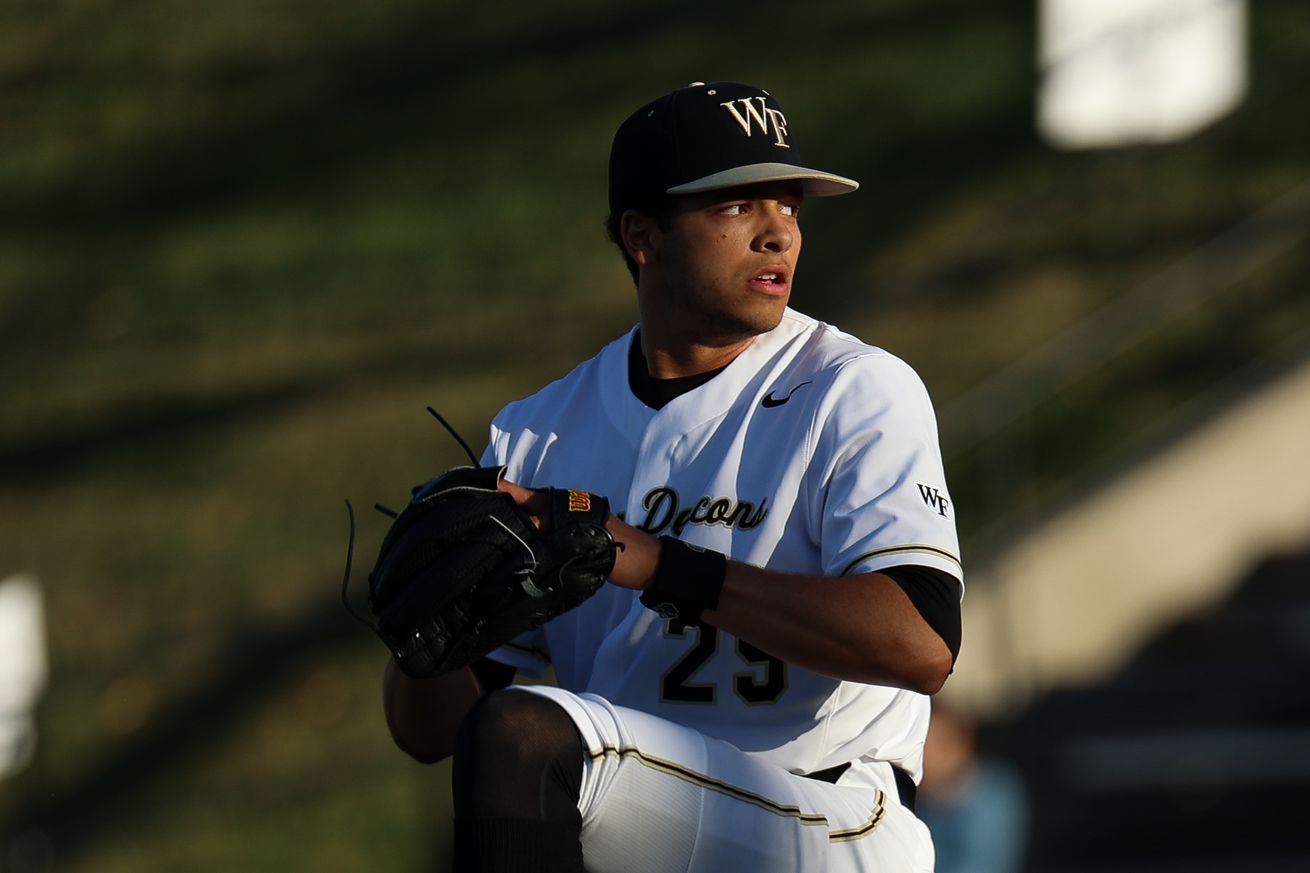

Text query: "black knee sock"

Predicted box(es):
[452, 819, 583, 873]
[450, 691, 586, 872]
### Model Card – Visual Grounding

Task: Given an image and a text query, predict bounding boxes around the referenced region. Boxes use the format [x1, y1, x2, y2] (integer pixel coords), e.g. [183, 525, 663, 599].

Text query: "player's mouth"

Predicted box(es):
[749, 267, 790, 296]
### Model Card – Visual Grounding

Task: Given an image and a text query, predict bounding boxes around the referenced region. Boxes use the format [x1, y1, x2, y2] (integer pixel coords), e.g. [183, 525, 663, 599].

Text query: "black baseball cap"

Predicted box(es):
[608, 81, 858, 219]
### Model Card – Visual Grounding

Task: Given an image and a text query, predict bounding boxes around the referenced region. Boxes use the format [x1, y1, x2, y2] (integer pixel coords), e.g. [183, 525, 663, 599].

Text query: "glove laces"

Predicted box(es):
[339, 404, 486, 630]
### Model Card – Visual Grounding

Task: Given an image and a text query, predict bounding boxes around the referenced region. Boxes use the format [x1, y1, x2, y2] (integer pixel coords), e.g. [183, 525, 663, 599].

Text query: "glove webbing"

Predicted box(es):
[339, 404, 502, 641]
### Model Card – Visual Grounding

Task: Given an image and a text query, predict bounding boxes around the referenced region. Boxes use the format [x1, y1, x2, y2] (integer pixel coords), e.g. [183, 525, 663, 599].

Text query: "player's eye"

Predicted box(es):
[779, 203, 800, 218]
[720, 204, 747, 216]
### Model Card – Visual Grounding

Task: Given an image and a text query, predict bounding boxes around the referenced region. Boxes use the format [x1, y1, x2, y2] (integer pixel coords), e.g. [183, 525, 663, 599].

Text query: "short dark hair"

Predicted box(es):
[604, 197, 676, 286]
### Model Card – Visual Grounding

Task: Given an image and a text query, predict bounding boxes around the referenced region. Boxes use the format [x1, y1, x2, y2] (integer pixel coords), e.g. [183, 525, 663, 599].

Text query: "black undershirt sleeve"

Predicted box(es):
[879, 565, 962, 661]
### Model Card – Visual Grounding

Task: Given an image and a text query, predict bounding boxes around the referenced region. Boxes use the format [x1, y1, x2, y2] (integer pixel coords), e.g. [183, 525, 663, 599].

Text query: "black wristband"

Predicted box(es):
[639, 536, 727, 624]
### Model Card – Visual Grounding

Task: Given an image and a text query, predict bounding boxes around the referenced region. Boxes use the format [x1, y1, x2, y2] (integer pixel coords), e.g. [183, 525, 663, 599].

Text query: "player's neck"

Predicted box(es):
[636, 291, 759, 379]
[638, 328, 753, 380]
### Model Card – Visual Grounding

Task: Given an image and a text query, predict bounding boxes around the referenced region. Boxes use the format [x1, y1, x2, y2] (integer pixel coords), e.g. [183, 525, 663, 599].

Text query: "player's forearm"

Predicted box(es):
[606, 518, 953, 693]
[705, 566, 953, 693]
[382, 658, 482, 764]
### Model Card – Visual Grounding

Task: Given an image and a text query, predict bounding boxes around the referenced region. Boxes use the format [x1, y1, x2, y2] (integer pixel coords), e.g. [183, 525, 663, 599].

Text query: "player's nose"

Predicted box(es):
[751, 205, 795, 254]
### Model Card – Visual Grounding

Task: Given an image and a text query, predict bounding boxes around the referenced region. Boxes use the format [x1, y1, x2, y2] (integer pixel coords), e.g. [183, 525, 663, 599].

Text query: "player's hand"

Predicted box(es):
[495, 478, 548, 529]
[497, 478, 661, 592]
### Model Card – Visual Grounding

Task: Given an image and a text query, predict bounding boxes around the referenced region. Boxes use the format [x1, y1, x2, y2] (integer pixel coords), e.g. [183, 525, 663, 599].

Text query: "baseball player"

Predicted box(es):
[383, 81, 963, 872]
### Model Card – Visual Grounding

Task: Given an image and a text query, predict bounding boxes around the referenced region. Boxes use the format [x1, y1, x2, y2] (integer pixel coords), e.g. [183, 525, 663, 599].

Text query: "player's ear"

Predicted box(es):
[620, 209, 660, 267]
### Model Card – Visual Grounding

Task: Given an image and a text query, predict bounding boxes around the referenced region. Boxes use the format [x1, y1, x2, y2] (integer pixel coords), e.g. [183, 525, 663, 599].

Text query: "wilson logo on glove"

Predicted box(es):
[567, 490, 592, 513]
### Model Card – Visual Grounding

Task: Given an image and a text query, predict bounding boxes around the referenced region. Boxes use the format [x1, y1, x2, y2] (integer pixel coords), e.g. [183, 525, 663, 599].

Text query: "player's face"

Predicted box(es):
[654, 181, 804, 344]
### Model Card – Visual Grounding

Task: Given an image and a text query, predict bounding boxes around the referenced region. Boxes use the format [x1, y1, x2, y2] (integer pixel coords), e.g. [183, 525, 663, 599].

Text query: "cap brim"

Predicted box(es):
[666, 163, 859, 198]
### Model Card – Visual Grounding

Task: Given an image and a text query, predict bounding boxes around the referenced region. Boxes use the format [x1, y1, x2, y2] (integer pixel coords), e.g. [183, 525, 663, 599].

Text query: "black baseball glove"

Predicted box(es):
[359, 465, 618, 679]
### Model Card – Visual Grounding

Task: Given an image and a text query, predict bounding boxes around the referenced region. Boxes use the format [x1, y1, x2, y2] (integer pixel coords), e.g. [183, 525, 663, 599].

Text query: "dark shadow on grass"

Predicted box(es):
[0, 341, 503, 488]
[0, 1, 1045, 337]
[3, 0, 1036, 233]
[0, 294, 639, 489]
[0, 598, 373, 868]
[798, 90, 1040, 326]
[0, 0, 703, 236]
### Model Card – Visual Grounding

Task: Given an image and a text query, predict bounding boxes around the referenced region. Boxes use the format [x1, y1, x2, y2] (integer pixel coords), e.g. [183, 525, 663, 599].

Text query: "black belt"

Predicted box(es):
[804, 763, 917, 813]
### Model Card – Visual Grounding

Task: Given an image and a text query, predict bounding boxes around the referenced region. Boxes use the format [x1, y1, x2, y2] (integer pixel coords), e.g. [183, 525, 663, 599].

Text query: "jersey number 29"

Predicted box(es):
[661, 619, 787, 705]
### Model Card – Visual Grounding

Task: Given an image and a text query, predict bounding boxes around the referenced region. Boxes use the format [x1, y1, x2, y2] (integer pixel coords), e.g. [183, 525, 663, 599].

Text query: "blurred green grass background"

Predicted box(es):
[2, 1, 1308, 870]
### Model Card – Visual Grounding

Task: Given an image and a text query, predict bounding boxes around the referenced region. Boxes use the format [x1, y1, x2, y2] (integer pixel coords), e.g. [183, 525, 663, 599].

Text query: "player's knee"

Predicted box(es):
[453, 690, 585, 820]
[458, 689, 582, 774]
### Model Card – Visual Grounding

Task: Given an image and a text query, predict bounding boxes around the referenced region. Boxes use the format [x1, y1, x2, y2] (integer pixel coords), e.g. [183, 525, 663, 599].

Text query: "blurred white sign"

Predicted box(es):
[0, 573, 47, 779]
[1039, 0, 1247, 148]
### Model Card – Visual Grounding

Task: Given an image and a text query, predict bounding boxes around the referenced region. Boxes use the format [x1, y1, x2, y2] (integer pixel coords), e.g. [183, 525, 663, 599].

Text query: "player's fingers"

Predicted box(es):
[497, 479, 547, 528]
[496, 478, 532, 502]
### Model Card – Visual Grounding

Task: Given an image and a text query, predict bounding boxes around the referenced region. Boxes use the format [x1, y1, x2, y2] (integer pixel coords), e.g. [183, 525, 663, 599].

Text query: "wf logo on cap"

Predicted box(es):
[719, 97, 791, 148]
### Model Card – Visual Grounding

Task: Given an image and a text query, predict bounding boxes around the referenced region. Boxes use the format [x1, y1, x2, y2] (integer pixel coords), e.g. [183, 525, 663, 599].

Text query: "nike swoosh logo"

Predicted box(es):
[761, 381, 813, 408]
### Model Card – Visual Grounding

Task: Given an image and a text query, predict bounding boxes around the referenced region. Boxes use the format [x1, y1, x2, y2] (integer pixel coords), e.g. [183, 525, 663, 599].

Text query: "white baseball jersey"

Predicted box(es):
[482, 307, 962, 783]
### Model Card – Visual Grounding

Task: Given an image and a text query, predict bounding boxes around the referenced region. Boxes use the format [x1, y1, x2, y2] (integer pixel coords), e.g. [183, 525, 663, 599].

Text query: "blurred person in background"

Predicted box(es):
[917, 704, 1030, 873]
